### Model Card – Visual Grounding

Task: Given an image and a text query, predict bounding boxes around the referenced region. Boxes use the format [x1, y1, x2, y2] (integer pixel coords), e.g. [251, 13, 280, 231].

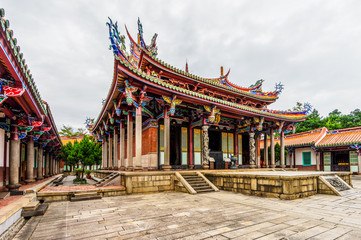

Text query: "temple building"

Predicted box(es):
[91, 18, 310, 171]
[0, 9, 62, 191]
[263, 127, 361, 174]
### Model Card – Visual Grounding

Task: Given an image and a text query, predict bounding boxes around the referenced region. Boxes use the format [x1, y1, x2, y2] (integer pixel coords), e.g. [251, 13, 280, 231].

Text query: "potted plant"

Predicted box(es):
[85, 169, 92, 179]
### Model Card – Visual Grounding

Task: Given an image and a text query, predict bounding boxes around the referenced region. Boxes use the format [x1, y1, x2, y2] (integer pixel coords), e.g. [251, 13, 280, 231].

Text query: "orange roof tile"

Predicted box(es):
[262, 127, 328, 148]
[316, 127, 361, 147]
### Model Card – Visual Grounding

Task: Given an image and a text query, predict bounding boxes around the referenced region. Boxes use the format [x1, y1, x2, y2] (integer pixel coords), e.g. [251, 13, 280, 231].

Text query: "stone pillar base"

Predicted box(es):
[270, 165, 276, 168]
[7, 183, 21, 191]
[25, 179, 36, 184]
[249, 165, 256, 169]
[210, 162, 214, 170]
[202, 165, 209, 170]
[133, 166, 143, 171]
[162, 165, 172, 171]
[120, 167, 126, 171]
[188, 165, 194, 169]
[36, 176, 44, 181]
[280, 165, 286, 169]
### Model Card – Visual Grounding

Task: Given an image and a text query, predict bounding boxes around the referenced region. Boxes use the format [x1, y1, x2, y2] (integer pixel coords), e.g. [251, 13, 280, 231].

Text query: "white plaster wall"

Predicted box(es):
[295, 147, 316, 166]
[0, 129, 4, 167]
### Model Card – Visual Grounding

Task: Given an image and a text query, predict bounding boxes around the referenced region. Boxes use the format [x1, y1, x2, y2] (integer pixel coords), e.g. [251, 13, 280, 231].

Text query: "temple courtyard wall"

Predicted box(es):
[93, 170, 352, 199]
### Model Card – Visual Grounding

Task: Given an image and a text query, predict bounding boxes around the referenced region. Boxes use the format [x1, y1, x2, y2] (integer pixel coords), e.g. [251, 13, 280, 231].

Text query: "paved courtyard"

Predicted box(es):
[14, 179, 361, 240]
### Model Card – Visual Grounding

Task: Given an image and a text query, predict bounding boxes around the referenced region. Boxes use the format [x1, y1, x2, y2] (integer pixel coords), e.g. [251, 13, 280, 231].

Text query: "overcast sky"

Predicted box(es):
[2, 1, 361, 129]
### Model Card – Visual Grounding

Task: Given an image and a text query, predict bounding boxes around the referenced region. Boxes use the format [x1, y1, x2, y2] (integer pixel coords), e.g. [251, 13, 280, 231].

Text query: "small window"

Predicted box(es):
[303, 152, 311, 166]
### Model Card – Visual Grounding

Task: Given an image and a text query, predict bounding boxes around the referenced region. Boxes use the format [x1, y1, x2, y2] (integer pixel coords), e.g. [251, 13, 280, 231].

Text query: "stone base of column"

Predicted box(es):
[188, 165, 194, 169]
[7, 183, 21, 191]
[133, 166, 143, 171]
[202, 165, 209, 170]
[270, 165, 276, 168]
[249, 165, 256, 169]
[120, 167, 125, 171]
[256, 165, 261, 168]
[126, 167, 134, 171]
[280, 165, 286, 168]
[162, 165, 172, 171]
[25, 179, 36, 184]
[36, 176, 44, 181]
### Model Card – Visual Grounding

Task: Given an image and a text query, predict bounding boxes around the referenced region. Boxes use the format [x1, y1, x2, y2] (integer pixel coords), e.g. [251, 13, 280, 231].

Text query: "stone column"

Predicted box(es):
[135, 107, 143, 170]
[49, 154, 53, 176]
[280, 130, 285, 168]
[256, 133, 261, 168]
[44, 151, 50, 177]
[162, 109, 171, 171]
[316, 151, 320, 171]
[249, 132, 256, 168]
[264, 132, 269, 168]
[108, 134, 113, 169]
[202, 125, 210, 169]
[113, 128, 119, 169]
[289, 151, 293, 168]
[270, 129, 275, 168]
[127, 113, 134, 170]
[37, 146, 43, 180]
[102, 138, 107, 169]
[358, 151, 361, 175]
[7, 126, 21, 191]
[120, 120, 125, 170]
[25, 137, 35, 183]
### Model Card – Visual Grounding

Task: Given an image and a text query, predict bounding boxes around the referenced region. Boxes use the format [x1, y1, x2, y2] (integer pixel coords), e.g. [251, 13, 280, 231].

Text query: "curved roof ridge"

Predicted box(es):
[284, 127, 326, 139]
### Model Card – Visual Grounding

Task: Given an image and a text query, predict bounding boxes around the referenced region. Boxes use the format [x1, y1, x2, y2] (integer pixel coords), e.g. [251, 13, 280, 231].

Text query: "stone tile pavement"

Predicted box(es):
[13, 179, 361, 240]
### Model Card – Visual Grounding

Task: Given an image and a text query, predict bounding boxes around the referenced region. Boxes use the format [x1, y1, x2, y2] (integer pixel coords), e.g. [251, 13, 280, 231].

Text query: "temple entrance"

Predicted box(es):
[170, 125, 181, 166]
[241, 133, 250, 165]
[332, 151, 350, 171]
[209, 128, 223, 169]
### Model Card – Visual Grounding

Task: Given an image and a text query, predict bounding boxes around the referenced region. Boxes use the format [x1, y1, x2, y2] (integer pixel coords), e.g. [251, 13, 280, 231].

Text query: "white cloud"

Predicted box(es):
[2, 0, 361, 129]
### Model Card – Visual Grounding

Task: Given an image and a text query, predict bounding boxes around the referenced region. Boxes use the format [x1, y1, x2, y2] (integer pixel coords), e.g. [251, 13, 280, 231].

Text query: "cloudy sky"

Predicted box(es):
[2, 1, 361, 129]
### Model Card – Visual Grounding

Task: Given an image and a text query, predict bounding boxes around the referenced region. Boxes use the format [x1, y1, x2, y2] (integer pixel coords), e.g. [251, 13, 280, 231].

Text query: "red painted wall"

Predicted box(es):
[295, 165, 317, 171]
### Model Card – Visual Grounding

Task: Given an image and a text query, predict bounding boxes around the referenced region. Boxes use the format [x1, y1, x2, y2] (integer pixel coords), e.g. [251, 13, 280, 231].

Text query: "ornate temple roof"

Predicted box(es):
[316, 127, 361, 148]
[93, 18, 310, 133]
[266, 127, 327, 148]
[0, 8, 61, 148]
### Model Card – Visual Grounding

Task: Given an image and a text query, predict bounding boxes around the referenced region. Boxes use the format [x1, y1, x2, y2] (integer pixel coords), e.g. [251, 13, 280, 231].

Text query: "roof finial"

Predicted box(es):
[185, 59, 189, 73]
[220, 66, 224, 76]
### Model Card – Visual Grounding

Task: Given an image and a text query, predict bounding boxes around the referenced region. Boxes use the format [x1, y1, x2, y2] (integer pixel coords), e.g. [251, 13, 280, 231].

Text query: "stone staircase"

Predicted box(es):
[95, 172, 120, 187]
[181, 172, 217, 193]
[70, 192, 102, 202]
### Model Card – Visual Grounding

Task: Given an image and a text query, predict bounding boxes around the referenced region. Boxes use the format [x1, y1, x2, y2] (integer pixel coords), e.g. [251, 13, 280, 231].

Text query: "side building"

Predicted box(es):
[91, 18, 309, 171]
[0, 9, 62, 191]
[264, 127, 361, 174]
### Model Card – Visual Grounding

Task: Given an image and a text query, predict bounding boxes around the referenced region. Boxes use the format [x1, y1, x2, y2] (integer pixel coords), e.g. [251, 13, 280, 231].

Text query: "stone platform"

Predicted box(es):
[205, 171, 352, 200]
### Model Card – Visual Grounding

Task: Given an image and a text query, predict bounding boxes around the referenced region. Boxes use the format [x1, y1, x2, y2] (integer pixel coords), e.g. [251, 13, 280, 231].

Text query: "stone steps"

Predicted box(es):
[180, 173, 216, 194]
[95, 172, 119, 187]
[22, 201, 49, 218]
[70, 192, 102, 202]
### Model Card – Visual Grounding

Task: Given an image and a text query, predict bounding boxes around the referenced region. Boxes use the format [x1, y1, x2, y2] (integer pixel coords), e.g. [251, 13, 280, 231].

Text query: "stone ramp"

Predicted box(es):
[319, 175, 355, 197]
[180, 172, 218, 194]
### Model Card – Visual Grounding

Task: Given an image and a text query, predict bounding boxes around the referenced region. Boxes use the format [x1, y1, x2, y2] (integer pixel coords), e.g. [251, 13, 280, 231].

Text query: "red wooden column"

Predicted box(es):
[188, 124, 194, 169]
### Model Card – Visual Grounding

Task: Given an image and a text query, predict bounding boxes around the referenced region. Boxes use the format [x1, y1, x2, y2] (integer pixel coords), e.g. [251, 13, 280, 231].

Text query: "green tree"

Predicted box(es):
[295, 109, 323, 133]
[59, 125, 87, 136]
[60, 135, 102, 179]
